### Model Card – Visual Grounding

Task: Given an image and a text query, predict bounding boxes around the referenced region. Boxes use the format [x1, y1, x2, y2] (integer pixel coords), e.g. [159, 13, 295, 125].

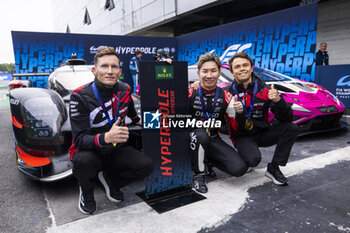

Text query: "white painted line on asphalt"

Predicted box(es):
[44, 189, 57, 229]
[329, 222, 350, 232]
[47, 146, 350, 233]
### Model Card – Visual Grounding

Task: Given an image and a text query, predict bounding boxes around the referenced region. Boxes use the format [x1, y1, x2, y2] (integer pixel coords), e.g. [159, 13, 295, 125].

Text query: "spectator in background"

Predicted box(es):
[129, 50, 142, 94]
[316, 42, 329, 66]
[154, 49, 172, 64]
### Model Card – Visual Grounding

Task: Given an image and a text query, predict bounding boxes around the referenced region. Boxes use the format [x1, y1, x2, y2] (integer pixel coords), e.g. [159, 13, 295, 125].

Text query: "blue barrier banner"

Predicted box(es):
[11, 31, 177, 88]
[0, 73, 12, 81]
[316, 65, 350, 108]
[177, 3, 318, 82]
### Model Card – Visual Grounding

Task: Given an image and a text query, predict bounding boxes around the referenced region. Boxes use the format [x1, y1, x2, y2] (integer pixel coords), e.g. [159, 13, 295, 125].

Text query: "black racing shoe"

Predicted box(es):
[206, 165, 217, 178]
[246, 167, 254, 173]
[193, 174, 208, 193]
[78, 186, 97, 215]
[265, 163, 288, 186]
[98, 172, 124, 203]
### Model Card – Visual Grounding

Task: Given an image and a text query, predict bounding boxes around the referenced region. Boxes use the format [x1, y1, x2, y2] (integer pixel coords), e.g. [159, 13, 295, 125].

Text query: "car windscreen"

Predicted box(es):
[253, 68, 292, 82]
[54, 70, 95, 91]
[220, 68, 234, 82]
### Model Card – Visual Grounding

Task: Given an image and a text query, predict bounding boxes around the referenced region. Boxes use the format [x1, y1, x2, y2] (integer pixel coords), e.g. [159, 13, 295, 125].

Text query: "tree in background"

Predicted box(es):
[0, 63, 15, 73]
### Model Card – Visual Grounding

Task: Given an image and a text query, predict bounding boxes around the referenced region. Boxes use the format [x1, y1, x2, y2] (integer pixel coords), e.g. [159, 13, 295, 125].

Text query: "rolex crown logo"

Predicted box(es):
[155, 65, 174, 80]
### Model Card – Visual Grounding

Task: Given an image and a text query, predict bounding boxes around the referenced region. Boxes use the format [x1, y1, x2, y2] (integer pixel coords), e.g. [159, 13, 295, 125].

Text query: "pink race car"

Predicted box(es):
[254, 67, 345, 135]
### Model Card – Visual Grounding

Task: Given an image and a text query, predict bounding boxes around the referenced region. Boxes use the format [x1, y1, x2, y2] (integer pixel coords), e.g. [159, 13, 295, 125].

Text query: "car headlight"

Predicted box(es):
[286, 96, 300, 102]
[325, 91, 340, 106]
[291, 103, 312, 113]
[317, 106, 339, 113]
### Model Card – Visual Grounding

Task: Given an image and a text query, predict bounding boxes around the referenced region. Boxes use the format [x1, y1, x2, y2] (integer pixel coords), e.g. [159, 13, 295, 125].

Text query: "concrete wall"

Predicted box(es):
[317, 0, 350, 65]
[51, 0, 218, 36]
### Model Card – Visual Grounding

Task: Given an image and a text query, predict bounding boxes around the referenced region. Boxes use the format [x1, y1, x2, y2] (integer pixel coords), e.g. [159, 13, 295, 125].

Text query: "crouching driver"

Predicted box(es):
[69, 47, 153, 215]
[188, 53, 247, 193]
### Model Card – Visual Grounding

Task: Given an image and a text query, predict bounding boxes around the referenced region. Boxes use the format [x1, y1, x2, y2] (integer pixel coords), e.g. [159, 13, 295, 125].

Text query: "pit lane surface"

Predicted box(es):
[0, 90, 349, 233]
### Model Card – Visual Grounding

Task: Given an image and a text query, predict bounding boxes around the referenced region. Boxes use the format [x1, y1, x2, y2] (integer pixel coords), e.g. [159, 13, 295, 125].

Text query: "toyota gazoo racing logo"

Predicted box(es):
[90, 45, 108, 54]
[336, 75, 350, 87]
[209, 43, 252, 65]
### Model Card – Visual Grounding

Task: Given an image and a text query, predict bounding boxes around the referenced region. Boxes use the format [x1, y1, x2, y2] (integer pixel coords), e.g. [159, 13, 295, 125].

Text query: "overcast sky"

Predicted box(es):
[0, 0, 54, 64]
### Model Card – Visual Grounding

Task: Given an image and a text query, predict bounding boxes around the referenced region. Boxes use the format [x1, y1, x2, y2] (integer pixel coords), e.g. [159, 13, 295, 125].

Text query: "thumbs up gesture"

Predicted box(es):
[190, 81, 200, 90]
[104, 117, 129, 145]
[268, 84, 281, 103]
[233, 95, 244, 114]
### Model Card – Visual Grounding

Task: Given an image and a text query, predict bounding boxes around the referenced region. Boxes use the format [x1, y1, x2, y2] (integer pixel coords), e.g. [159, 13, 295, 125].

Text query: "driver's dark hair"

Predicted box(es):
[94, 47, 120, 65]
[197, 53, 221, 70]
[228, 52, 253, 71]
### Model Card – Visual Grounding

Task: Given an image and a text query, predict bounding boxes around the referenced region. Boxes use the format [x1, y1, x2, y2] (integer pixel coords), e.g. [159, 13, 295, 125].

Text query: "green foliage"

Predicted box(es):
[0, 63, 15, 73]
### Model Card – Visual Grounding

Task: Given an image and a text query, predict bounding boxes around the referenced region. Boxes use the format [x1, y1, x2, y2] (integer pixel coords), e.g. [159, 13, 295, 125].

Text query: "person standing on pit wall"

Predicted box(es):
[316, 42, 329, 66]
[129, 50, 142, 94]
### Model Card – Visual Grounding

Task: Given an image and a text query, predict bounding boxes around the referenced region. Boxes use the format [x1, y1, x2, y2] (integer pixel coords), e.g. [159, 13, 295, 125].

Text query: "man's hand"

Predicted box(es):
[136, 119, 142, 126]
[163, 58, 172, 64]
[104, 117, 129, 144]
[233, 95, 244, 114]
[190, 81, 200, 90]
[268, 84, 281, 103]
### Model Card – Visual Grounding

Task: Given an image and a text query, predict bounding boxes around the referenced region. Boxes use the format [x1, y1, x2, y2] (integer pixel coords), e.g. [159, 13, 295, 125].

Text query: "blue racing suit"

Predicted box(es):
[129, 56, 140, 93]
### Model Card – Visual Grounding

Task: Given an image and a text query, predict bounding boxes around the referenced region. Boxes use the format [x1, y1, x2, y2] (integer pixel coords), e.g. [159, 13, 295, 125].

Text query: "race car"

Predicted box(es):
[188, 65, 345, 135]
[254, 67, 345, 135]
[9, 58, 141, 182]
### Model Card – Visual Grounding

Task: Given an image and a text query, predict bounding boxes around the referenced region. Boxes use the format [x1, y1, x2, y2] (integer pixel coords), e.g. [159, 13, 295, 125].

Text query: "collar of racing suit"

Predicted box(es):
[200, 84, 217, 94]
[232, 73, 265, 94]
[93, 77, 119, 99]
